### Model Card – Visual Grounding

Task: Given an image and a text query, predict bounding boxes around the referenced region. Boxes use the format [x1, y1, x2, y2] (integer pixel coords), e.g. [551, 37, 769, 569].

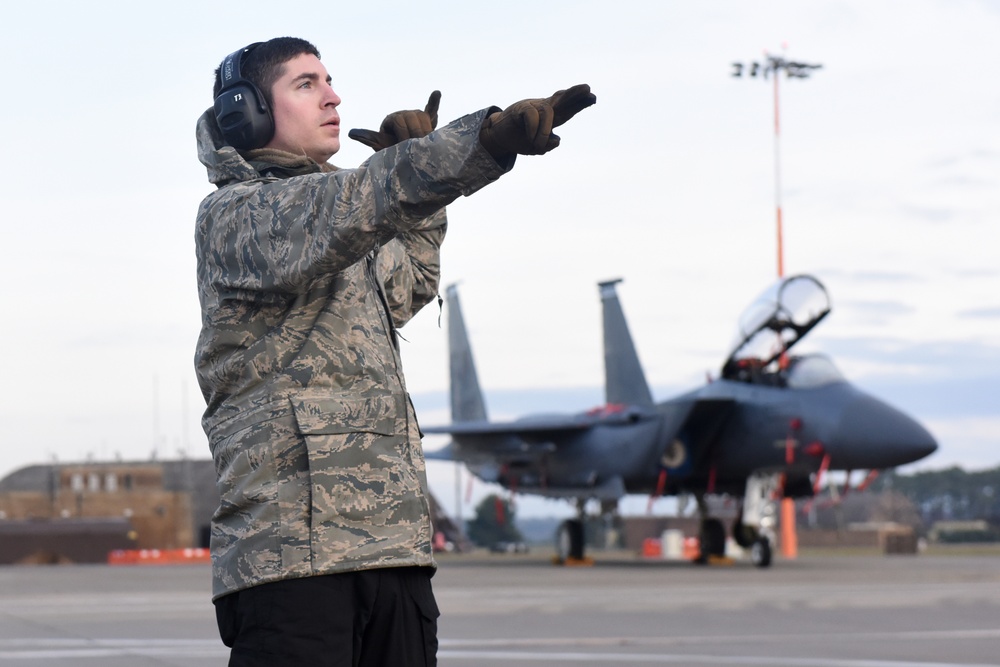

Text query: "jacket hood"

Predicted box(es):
[196, 108, 259, 187]
[197, 109, 331, 186]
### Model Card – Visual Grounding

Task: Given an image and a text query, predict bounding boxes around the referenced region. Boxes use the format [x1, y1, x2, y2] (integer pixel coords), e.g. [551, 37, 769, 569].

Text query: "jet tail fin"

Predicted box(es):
[445, 284, 488, 422]
[599, 279, 653, 407]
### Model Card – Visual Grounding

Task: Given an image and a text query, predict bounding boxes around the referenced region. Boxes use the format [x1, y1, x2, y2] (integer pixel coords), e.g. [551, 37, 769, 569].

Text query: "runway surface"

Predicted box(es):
[1, 550, 999, 666]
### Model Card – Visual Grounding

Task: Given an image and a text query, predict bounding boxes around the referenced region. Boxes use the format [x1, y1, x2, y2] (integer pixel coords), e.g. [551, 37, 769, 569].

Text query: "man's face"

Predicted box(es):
[264, 53, 342, 163]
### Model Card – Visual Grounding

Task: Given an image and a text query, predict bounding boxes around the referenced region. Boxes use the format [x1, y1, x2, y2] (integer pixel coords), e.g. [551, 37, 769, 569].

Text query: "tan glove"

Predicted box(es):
[349, 91, 442, 151]
[479, 84, 596, 158]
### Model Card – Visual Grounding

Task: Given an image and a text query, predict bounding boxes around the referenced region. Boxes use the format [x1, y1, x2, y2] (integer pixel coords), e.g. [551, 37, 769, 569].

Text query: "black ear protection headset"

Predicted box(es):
[214, 43, 274, 150]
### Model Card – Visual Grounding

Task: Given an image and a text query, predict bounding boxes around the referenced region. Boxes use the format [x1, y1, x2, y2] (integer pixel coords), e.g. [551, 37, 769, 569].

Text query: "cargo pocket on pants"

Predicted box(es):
[405, 569, 440, 666]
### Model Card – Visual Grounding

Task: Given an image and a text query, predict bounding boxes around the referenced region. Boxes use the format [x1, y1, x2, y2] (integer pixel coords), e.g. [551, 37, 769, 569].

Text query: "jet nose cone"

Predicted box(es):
[830, 396, 937, 469]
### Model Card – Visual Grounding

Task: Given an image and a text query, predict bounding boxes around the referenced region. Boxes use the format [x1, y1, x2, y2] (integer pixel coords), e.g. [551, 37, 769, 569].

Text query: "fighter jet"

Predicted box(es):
[424, 276, 937, 566]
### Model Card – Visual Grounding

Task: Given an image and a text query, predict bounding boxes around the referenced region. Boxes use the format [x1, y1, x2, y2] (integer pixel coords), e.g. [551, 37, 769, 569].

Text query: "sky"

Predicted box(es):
[1, 0, 997, 519]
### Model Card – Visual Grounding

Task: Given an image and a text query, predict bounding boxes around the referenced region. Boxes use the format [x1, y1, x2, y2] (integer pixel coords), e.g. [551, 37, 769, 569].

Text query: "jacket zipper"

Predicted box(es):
[365, 244, 417, 465]
[365, 243, 398, 350]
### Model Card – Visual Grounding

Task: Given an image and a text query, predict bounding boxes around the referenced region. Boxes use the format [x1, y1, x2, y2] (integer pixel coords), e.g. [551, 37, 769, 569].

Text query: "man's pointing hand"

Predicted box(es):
[479, 84, 596, 158]
[349, 91, 442, 152]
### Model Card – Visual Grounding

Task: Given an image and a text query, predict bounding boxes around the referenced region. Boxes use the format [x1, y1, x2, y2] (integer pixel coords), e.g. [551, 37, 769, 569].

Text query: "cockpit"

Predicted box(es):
[721, 275, 833, 387]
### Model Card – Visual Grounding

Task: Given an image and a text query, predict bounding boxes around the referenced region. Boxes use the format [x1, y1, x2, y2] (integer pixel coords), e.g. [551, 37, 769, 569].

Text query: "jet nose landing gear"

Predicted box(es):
[733, 471, 781, 568]
[749, 535, 773, 567]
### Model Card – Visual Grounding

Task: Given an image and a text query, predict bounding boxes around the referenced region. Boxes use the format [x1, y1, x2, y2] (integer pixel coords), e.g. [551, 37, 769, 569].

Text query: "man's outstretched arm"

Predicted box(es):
[349, 85, 598, 160]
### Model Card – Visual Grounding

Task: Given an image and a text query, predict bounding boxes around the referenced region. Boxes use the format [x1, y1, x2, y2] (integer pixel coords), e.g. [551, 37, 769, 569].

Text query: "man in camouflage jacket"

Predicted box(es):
[195, 37, 594, 666]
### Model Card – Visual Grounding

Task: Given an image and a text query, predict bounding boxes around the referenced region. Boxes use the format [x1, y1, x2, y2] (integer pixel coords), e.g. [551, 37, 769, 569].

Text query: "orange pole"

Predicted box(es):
[780, 498, 798, 558]
[780, 421, 798, 558]
[775, 65, 797, 559]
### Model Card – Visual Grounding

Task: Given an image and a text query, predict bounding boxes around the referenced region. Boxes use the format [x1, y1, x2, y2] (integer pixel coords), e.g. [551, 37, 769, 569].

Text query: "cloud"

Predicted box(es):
[860, 373, 1000, 421]
[958, 306, 1000, 320]
[839, 300, 915, 316]
[818, 269, 923, 284]
[925, 147, 1000, 169]
[909, 416, 1000, 472]
[898, 205, 956, 224]
[828, 298, 917, 327]
[949, 268, 1000, 279]
[68, 325, 198, 350]
[819, 335, 1000, 370]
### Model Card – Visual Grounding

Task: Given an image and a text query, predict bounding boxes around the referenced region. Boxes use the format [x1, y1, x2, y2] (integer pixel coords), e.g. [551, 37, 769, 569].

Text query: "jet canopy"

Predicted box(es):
[722, 274, 831, 381]
[784, 353, 845, 388]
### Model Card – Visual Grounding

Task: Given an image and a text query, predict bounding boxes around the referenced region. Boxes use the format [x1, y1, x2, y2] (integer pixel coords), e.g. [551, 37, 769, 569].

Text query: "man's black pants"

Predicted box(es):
[214, 566, 439, 666]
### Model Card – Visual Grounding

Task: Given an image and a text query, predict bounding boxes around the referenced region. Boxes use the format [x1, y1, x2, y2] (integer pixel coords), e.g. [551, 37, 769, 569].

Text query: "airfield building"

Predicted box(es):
[0, 459, 217, 563]
[0, 459, 466, 563]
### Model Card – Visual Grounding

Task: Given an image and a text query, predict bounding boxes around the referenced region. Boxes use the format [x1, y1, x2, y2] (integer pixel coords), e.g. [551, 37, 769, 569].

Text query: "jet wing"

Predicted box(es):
[422, 406, 656, 465]
[423, 406, 647, 438]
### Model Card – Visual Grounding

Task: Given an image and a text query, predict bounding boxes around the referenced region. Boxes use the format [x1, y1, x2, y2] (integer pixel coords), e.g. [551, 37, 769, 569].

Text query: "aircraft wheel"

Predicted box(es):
[699, 518, 726, 561]
[556, 519, 585, 562]
[732, 515, 759, 549]
[750, 537, 772, 568]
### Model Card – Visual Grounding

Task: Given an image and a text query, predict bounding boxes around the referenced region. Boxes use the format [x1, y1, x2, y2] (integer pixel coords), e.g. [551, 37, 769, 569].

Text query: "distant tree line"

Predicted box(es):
[799, 465, 1000, 541]
[872, 465, 1000, 525]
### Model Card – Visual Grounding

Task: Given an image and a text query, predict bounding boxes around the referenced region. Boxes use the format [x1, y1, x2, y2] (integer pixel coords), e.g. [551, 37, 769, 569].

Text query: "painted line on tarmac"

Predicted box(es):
[0, 639, 227, 660]
[438, 650, 1000, 667]
[440, 627, 1000, 649]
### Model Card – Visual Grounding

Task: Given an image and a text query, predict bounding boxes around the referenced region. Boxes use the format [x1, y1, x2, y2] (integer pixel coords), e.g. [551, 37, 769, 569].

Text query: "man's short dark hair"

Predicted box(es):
[214, 37, 321, 110]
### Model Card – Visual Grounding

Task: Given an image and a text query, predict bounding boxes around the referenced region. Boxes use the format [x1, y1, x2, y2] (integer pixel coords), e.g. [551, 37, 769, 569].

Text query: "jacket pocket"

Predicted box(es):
[291, 394, 397, 436]
[291, 394, 428, 564]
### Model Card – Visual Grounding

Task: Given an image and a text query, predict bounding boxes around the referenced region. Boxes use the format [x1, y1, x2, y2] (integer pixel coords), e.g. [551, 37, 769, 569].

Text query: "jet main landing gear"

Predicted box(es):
[555, 519, 585, 563]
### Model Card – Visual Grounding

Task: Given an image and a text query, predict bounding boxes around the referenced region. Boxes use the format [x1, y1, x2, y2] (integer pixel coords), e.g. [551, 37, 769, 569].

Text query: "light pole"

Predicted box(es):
[732, 51, 822, 560]
[731, 52, 822, 278]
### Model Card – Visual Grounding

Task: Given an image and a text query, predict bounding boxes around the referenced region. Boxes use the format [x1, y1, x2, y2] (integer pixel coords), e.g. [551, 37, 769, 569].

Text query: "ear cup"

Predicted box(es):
[214, 81, 274, 149]
[214, 44, 274, 150]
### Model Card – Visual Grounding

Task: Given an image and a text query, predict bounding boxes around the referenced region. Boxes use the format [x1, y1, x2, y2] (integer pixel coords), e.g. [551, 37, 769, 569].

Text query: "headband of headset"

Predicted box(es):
[214, 43, 274, 150]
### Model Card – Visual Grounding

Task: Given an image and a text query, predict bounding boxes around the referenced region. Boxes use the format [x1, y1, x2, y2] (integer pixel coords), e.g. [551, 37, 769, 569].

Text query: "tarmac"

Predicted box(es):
[1, 549, 999, 666]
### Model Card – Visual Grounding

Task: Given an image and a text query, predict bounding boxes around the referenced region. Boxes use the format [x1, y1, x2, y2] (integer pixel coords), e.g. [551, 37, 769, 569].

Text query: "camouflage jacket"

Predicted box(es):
[194, 107, 509, 598]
